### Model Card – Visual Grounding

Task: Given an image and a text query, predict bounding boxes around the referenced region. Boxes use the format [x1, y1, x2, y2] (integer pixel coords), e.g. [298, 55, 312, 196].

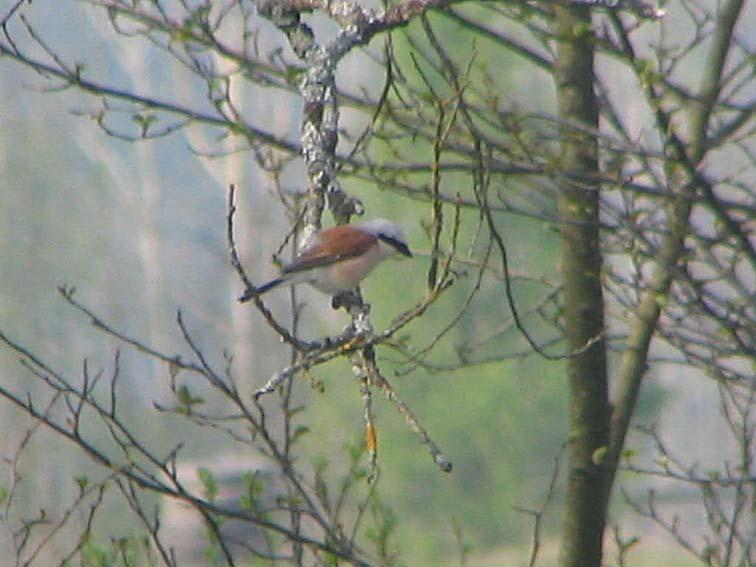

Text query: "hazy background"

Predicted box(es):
[0, 2, 740, 565]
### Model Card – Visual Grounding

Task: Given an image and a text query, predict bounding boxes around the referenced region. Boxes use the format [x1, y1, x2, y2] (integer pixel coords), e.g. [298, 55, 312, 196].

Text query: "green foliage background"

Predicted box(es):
[0, 10, 674, 566]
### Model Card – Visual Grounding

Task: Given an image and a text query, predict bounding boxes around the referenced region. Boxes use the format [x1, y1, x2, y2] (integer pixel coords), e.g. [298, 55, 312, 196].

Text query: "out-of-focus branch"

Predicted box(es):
[514, 449, 564, 567]
[0, 321, 376, 566]
[361, 345, 452, 473]
[0, 27, 295, 151]
[605, 0, 748, 479]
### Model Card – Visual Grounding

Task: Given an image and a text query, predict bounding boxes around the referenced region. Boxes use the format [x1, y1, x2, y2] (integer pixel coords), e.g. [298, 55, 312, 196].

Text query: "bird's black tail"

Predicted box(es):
[238, 277, 285, 302]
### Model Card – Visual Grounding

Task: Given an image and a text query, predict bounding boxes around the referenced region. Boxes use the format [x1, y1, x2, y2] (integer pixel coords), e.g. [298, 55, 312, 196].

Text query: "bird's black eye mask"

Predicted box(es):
[378, 234, 412, 257]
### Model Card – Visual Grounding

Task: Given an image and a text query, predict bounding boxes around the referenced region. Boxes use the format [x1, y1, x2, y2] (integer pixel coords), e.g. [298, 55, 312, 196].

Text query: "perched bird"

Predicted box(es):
[239, 218, 411, 301]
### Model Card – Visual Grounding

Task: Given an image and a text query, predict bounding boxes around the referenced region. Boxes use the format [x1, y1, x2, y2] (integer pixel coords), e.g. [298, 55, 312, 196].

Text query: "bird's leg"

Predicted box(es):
[331, 290, 362, 310]
[330, 290, 373, 351]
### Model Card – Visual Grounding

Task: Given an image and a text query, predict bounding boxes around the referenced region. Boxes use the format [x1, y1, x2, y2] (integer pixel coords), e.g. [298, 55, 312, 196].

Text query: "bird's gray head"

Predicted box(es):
[359, 218, 412, 257]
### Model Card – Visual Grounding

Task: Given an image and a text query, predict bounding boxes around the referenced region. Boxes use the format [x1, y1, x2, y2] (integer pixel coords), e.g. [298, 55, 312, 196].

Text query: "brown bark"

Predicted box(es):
[552, 5, 610, 567]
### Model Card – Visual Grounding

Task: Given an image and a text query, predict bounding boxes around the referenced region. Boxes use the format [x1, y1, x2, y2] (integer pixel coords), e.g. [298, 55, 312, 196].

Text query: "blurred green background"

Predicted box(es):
[0, 3, 726, 566]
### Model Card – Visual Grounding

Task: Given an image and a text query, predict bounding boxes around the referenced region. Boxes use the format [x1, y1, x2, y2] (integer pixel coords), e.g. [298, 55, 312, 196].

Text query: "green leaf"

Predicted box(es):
[636, 58, 660, 88]
[197, 468, 218, 502]
[75, 475, 89, 493]
[592, 446, 607, 465]
[242, 471, 265, 498]
[285, 65, 302, 86]
[239, 494, 251, 510]
[168, 358, 181, 379]
[177, 385, 193, 405]
[651, 291, 668, 307]
[291, 425, 310, 444]
[177, 385, 204, 407]
[311, 455, 329, 474]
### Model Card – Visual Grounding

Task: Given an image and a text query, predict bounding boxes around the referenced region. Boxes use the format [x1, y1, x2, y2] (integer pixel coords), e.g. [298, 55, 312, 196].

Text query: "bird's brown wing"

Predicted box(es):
[282, 225, 377, 274]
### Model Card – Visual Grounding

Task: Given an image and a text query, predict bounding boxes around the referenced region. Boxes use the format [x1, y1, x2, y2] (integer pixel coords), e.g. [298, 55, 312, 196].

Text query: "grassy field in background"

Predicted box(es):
[469, 536, 701, 567]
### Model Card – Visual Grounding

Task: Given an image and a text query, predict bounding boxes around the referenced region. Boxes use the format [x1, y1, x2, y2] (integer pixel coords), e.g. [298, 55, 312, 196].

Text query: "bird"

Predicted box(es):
[239, 218, 412, 302]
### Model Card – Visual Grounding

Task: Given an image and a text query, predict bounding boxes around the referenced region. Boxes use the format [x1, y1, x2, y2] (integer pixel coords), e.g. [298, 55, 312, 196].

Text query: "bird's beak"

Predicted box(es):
[378, 234, 412, 257]
[396, 242, 412, 257]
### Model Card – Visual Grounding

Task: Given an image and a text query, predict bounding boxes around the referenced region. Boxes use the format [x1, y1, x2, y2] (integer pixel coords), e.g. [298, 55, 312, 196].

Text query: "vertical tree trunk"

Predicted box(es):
[552, 5, 611, 567]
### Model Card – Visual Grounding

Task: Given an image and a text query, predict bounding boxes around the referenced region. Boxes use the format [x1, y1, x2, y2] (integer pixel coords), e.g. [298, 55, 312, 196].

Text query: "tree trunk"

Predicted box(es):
[552, 5, 611, 567]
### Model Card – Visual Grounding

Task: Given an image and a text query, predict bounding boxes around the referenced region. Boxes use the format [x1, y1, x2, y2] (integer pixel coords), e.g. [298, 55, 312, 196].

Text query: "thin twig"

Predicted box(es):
[227, 184, 313, 352]
[362, 346, 452, 473]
